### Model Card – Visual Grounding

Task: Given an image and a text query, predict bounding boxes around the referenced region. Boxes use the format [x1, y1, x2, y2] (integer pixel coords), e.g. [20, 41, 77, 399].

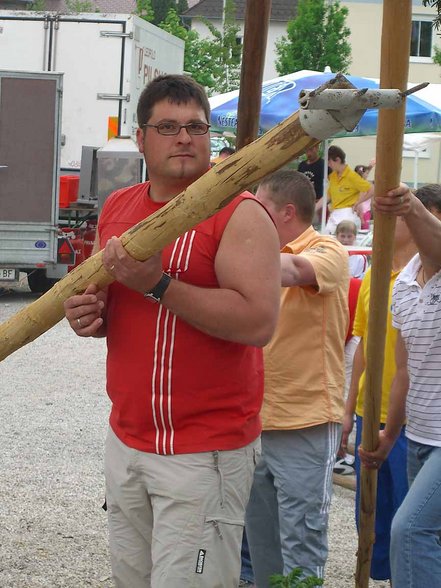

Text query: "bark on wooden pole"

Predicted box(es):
[355, 2, 412, 586]
[235, 0, 272, 149]
[0, 76, 356, 363]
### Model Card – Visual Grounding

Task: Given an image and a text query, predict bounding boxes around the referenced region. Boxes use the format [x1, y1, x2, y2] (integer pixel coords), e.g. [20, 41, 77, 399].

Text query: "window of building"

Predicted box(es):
[410, 18, 433, 62]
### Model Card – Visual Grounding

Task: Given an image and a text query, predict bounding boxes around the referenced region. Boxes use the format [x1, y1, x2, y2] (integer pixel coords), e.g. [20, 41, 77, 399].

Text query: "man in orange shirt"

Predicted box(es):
[246, 170, 349, 586]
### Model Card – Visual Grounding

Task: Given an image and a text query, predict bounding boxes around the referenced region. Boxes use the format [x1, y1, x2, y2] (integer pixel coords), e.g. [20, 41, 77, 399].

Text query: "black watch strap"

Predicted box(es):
[144, 273, 172, 303]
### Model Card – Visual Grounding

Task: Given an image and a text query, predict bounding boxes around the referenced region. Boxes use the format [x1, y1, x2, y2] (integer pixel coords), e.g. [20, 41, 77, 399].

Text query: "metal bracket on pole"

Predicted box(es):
[298, 76, 428, 140]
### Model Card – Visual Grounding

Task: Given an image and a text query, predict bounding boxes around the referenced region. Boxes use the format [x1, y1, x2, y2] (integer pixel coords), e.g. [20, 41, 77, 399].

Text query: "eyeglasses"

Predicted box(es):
[141, 121, 211, 136]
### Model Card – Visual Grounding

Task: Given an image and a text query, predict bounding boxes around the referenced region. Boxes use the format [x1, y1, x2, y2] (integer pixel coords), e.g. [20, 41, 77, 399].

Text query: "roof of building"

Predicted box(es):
[0, 0, 33, 5]
[0, 0, 137, 12]
[183, 0, 297, 22]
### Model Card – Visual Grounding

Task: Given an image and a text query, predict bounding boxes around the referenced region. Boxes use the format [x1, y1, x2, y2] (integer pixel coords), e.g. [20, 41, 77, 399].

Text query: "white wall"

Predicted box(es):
[330, 135, 441, 187]
[342, 1, 441, 84]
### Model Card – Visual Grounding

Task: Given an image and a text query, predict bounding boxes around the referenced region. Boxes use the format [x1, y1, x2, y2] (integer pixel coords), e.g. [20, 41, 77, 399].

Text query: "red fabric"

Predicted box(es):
[98, 182, 264, 455]
[347, 277, 362, 343]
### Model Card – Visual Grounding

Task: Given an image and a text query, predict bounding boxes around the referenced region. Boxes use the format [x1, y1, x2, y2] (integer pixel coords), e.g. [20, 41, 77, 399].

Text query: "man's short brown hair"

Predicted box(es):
[259, 169, 316, 224]
[137, 74, 211, 127]
[328, 145, 346, 164]
[415, 183, 441, 214]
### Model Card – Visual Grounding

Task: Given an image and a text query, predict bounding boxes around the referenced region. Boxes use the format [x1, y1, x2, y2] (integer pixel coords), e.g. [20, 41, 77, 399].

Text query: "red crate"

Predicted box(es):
[59, 175, 79, 207]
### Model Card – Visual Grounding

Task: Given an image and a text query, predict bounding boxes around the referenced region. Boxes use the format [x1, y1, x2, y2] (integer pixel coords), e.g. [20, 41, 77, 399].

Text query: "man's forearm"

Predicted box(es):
[354, 186, 374, 207]
[280, 253, 317, 287]
[383, 367, 408, 443]
[405, 196, 441, 266]
[160, 279, 278, 347]
[315, 195, 327, 211]
[345, 339, 365, 415]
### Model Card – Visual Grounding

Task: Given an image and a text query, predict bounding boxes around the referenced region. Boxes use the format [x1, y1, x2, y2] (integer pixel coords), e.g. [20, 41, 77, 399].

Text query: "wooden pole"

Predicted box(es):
[235, 0, 272, 149]
[333, 473, 356, 493]
[355, 2, 412, 586]
[0, 74, 356, 363]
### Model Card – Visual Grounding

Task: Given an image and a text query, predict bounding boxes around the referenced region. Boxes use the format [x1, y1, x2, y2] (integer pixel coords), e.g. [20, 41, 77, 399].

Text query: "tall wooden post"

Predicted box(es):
[236, 0, 272, 149]
[355, 2, 412, 586]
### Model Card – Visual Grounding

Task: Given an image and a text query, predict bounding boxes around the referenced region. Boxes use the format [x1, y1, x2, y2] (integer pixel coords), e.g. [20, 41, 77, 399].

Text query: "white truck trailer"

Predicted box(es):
[0, 10, 185, 170]
[0, 12, 184, 292]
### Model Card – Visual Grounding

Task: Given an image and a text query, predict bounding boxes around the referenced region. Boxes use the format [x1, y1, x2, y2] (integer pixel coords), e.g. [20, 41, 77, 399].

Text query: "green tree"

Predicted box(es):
[135, 0, 154, 22]
[65, 0, 95, 12]
[27, 0, 46, 10]
[421, 2, 441, 66]
[159, 8, 218, 89]
[151, 0, 176, 25]
[137, 1, 188, 26]
[158, 9, 221, 91]
[275, 0, 351, 75]
[176, 0, 189, 14]
[422, 1, 441, 29]
[199, 0, 242, 93]
[159, 1, 242, 95]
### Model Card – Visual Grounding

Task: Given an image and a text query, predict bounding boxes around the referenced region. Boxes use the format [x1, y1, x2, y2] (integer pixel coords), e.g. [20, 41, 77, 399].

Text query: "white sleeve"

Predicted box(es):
[391, 278, 404, 330]
[348, 255, 368, 279]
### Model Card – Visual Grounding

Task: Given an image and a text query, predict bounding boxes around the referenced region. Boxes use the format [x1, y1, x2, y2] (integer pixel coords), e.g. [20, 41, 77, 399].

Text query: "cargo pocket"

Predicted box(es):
[189, 515, 244, 585]
[205, 515, 245, 540]
[304, 512, 327, 533]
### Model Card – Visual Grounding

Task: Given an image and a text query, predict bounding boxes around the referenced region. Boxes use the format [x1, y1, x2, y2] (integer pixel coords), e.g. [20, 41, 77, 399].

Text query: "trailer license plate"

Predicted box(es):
[0, 268, 18, 281]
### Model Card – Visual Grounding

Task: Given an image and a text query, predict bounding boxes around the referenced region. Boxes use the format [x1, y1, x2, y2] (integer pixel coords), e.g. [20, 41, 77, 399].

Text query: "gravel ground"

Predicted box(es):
[0, 280, 389, 588]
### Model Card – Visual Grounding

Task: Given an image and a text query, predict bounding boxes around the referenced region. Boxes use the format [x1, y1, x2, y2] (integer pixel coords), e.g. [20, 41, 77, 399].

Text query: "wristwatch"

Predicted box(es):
[144, 273, 172, 303]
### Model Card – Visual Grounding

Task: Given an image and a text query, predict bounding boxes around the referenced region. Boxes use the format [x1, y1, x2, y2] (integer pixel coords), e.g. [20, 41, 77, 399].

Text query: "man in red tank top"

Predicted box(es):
[63, 75, 281, 587]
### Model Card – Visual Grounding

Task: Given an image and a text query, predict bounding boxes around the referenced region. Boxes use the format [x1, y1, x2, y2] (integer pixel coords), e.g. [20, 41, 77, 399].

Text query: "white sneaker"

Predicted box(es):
[333, 456, 355, 475]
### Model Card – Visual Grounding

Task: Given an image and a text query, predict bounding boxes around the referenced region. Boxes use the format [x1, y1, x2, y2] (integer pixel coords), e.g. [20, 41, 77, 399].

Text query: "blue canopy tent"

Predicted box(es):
[209, 70, 441, 230]
[209, 70, 441, 137]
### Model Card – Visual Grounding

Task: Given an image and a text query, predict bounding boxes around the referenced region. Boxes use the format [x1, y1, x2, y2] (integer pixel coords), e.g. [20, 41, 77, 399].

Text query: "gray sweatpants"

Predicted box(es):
[246, 424, 341, 587]
[104, 427, 260, 588]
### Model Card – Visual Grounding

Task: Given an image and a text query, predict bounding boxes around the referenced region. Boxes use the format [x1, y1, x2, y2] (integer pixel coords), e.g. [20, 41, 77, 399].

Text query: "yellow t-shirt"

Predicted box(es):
[353, 267, 401, 423]
[261, 226, 349, 430]
[327, 165, 371, 209]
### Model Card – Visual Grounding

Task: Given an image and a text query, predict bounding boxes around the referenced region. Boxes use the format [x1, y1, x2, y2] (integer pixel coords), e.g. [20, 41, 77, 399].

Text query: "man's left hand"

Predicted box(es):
[103, 236, 163, 294]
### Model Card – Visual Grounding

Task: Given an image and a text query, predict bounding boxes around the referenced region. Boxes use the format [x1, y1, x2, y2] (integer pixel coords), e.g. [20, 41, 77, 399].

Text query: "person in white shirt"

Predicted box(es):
[360, 184, 441, 588]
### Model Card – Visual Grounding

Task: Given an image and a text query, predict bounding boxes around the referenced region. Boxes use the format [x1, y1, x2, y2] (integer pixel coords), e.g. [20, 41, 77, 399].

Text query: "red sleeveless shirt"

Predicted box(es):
[98, 182, 264, 455]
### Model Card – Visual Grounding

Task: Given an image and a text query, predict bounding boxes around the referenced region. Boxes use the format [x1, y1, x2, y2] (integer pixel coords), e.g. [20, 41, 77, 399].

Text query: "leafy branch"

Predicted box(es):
[270, 567, 324, 588]
[422, 1, 441, 30]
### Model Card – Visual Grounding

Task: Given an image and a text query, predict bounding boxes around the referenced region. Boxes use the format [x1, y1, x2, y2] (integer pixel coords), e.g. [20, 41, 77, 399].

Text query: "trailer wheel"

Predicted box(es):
[27, 269, 58, 294]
